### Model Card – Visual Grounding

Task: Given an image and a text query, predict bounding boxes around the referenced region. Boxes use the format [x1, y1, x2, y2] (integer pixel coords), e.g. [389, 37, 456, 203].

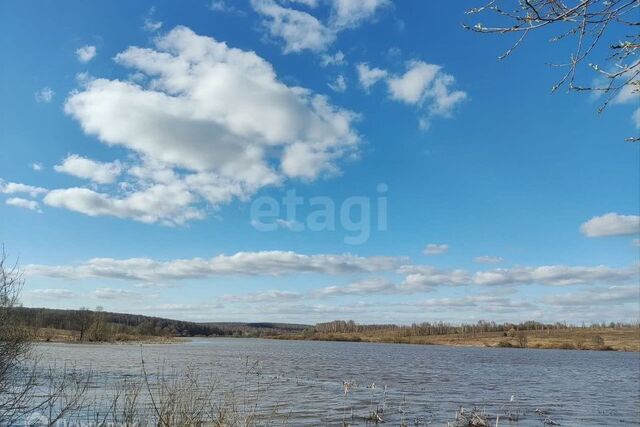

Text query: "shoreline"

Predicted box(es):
[34, 332, 640, 352]
[264, 328, 640, 352]
[29, 324, 640, 352]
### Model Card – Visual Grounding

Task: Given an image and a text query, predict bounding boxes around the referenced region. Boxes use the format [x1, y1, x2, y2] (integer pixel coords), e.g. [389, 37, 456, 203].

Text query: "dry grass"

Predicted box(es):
[33, 327, 184, 344]
[273, 327, 640, 352]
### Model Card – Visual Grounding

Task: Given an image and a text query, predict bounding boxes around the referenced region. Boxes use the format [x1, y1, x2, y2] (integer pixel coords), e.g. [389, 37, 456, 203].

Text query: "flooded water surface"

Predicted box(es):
[35, 338, 640, 425]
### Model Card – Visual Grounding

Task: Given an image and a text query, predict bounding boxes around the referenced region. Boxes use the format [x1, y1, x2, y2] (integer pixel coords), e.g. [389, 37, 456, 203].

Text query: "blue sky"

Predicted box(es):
[1, 0, 638, 324]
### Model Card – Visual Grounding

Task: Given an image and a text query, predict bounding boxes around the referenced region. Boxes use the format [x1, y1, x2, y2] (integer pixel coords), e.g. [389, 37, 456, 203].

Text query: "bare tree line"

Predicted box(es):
[312, 319, 638, 336]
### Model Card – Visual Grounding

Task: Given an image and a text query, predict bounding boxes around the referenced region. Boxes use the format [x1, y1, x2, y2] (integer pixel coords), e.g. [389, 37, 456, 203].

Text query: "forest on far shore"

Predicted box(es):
[9, 306, 639, 351]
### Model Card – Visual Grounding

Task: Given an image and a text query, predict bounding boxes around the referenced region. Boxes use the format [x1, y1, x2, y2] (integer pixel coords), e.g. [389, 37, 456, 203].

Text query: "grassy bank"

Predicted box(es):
[31, 327, 186, 344]
[269, 327, 640, 351]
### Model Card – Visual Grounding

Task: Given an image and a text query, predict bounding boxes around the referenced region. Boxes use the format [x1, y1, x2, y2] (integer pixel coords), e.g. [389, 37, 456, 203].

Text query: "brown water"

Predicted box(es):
[34, 338, 640, 425]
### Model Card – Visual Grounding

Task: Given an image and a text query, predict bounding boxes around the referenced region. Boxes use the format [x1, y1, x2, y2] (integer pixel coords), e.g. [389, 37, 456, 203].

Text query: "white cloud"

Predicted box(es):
[320, 50, 345, 67]
[53, 26, 358, 224]
[328, 75, 347, 92]
[0, 181, 47, 197]
[285, 0, 319, 7]
[193, 260, 639, 308]
[474, 255, 504, 264]
[580, 212, 640, 237]
[5, 197, 41, 212]
[389, 61, 467, 129]
[224, 290, 303, 303]
[633, 238, 640, 247]
[251, 0, 389, 54]
[313, 277, 395, 297]
[208, 0, 246, 14]
[396, 263, 638, 291]
[356, 63, 388, 90]
[142, 6, 163, 31]
[76, 45, 97, 63]
[31, 162, 43, 171]
[416, 294, 533, 313]
[54, 154, 122, 184]
[423, 243, 449, 255]
[44, 185, 205, 226]
[28, 288, 77, 300]
[612, 82, 639, 105]
[251, 0, 336, 53]
[540, 285, 639, 306]
[143, 18, 162, 32]
[387, 61, 441, 104]
[329, 0, 390, 29]
[26, 251, 405, 282]
[398, 266, 469, 292]
[358, 61, 467, 129]
[93, 288, 143, 300]
[35, 87, 54, 103]
[471, 264, 638, 287]
[607, 77, 639, 129]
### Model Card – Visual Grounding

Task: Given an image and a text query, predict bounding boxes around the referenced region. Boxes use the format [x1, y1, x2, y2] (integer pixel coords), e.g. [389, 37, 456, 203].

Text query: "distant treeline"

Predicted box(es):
[310, 320, 639, 336]
[10, 307, 308, 342]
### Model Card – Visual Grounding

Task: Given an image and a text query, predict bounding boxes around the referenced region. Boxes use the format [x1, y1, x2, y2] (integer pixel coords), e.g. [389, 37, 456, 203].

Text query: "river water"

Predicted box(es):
[34, 338, 640, 426]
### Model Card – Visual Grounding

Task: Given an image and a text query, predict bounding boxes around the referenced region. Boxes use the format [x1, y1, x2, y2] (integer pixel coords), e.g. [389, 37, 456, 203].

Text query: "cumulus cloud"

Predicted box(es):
[31, 162, 43, 171]
[143, 18, 163, 32]
[0, 181, 47, 197]
[54, 154, 122, 184]
[224, 290, 303, 303]
[423, 243, 449, 255]
[396, 263, 638, 291]
[416, 294, 534, 313]
[358, 60, 467, 129]
[329, 0, 390, 29]
[251, 0, 336, 53]
[93, 288, 143, 300]
[474, 256, 504, 264]
[44, 185, 204, 226]
[320, 50, 345, 67]
[580, 213, 640, 237]
[398, 265, 469, 292]
[328, 75, 347, 92]
[471, 264, 638, 287]
[540, 285, 639, 306]
[356, 63, 388, 90]
[387, 61, 442, 104]
[52, 26, 358, 224]
[5, 197, 41, 212]
[28, 288, 77, 300]
[35, 87, 54, 103]
[313, 277, 396, 297]
[142, 6, 163, 31]
[251, 0, 389, 53]
[26, 251, 405, 282]
[208, 0, 246, 14]
[76, 45, 97, 63]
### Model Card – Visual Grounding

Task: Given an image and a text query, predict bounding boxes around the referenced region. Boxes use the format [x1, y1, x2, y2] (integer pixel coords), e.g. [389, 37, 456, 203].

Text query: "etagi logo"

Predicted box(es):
[250, 184, 388, 245]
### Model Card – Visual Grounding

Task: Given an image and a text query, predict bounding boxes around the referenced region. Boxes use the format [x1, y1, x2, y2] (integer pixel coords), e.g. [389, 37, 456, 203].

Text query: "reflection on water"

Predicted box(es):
[35, 338, 640, 425]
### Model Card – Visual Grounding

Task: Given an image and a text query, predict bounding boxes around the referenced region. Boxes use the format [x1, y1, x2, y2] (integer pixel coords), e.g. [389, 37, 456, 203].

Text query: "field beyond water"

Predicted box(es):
[14, 306, 640, 351]
[272, 326, 640, 351]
